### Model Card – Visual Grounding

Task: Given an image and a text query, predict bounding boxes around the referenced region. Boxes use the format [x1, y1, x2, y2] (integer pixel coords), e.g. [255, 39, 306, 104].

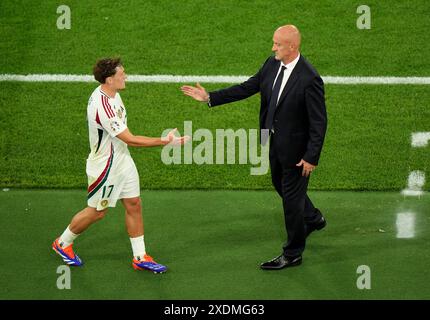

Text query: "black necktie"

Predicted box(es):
[264, 65, 286, 130]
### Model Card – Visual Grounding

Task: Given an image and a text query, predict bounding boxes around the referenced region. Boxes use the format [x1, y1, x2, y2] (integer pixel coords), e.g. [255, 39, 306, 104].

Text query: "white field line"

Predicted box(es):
[396, 212, 416, 239]
[402, 133, 429, 197]
[401, 170, 426, 197]
[411, 132, 430, 147]
[0, 74, 430, 84]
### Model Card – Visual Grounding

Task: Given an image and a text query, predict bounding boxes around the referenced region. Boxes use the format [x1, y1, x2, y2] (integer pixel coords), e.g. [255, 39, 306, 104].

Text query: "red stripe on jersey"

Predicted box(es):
[104, 96, 115, 117]
[101, 96, 114, 118]
[95, 110, 101, 125]
[100, 96, 111, 118]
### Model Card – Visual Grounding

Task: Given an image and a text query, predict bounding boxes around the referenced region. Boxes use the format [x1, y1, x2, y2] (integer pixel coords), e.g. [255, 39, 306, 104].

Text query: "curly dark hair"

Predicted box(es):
[93, 57, 122, 83]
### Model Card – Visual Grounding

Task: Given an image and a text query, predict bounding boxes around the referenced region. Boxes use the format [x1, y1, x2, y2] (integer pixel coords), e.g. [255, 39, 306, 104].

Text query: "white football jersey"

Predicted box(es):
[86, 86, 134, 183]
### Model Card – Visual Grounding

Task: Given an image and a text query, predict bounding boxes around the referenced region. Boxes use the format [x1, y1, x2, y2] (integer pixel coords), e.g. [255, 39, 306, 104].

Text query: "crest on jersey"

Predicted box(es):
[101, 200, 108, 207]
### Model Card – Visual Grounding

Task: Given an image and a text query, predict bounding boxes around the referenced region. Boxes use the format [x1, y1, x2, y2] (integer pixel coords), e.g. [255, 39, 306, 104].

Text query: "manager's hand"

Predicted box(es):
[181, 83, 209, 102]
[296, 159, 316, 177]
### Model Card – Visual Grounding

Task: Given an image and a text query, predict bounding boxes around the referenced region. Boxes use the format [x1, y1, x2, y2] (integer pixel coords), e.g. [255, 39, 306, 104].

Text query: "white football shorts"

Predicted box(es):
[87, 161, 140, 211]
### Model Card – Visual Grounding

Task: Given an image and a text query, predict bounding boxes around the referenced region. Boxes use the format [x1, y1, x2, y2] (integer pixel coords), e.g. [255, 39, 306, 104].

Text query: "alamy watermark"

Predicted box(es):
[161, 121, 270, 175]
[356, 265, 371, 290]
[56, 265, 71, 289]
[356, 5, 371, 29]
[57, 5, 71, 30]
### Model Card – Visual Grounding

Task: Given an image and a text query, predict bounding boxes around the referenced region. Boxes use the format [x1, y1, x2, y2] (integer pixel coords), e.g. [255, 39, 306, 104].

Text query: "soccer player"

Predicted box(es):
[52, 57, 188, 273]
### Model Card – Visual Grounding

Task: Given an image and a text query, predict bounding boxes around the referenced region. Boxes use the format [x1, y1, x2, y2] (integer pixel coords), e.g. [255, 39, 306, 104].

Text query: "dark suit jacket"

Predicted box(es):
[209, 55, 327, 166]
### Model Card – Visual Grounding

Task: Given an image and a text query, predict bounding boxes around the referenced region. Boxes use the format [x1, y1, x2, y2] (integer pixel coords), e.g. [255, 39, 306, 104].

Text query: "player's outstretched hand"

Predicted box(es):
[162, 128, 190, 146]
[180, 83, 209, 102]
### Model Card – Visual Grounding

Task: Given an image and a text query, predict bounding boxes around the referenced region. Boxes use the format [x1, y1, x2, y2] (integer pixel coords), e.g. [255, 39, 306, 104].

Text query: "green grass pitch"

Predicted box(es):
[1, 83, 429, 191]
[0, 190, 429, 299]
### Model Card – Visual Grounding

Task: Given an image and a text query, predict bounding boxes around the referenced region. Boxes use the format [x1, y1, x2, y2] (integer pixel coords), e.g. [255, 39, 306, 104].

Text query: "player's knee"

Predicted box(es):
[125, 198, 141, 215]
[94, 208, 107, 221]
[127, 197, 141, 209]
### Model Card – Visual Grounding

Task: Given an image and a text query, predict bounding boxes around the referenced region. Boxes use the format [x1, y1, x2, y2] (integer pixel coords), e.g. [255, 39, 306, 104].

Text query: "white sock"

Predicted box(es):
[59, 225, 79, 248]
[130, 235, 146, 260]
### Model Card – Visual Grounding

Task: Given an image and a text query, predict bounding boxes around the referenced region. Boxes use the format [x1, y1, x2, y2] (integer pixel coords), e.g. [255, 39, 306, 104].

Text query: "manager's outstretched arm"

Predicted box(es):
[180, 59, 268, 107]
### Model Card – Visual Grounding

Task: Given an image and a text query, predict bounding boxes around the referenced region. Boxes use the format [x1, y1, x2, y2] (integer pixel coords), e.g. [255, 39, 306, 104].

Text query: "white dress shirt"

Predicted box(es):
[272, 53, 301, 103]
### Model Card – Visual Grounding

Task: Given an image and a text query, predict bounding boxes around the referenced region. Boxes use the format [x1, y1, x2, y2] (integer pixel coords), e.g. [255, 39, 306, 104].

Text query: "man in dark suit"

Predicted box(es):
[181, 25, 327, 270]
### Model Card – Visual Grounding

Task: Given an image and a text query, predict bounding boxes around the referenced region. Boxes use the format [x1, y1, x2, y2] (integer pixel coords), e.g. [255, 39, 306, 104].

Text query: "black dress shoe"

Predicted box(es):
[305, 216, 327, 237]
[260, 254, 302, 270]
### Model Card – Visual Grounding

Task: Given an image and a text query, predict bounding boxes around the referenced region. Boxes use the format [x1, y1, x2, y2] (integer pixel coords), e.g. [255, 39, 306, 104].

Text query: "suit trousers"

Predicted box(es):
[269, 134, 321, 257]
